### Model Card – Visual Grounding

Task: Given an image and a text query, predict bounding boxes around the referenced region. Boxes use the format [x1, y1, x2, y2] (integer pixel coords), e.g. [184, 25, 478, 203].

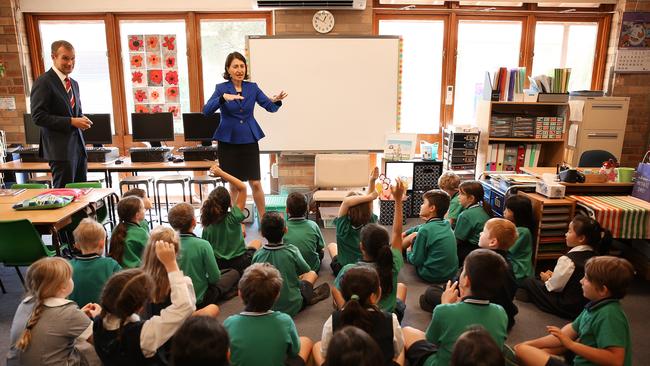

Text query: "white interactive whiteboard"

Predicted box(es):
[247, 36, 400, 152]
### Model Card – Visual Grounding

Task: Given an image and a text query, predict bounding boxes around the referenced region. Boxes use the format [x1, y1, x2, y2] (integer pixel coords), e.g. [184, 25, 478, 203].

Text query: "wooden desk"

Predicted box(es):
[0, 188, 116, 254]
[519, 167, 634, 195]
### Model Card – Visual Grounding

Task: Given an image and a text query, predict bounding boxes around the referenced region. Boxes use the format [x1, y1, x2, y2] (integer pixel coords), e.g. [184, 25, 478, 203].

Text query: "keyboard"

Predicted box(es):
[15, 147, 39, 154]
[86, 147, 111, 153]
[178, 146, 218, 153]
[129, 147, 172, 153]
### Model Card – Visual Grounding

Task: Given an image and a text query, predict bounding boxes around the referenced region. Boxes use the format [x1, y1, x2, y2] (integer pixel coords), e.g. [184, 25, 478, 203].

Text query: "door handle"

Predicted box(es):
[587, 133, 618, 138]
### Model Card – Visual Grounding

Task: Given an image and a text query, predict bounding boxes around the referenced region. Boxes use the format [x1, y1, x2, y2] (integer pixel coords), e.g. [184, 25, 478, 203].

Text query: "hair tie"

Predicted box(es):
[350, 294, 360, 301]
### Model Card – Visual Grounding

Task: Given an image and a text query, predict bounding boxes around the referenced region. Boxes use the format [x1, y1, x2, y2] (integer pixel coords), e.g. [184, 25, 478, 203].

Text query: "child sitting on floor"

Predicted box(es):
[122, 188, 153, 232]
[109, 196, 148, 268]
[283, 192, 326, 273]
[437, 171, 464, 228]
[454, 180, 493, 265]
[503, 195, 536, 283]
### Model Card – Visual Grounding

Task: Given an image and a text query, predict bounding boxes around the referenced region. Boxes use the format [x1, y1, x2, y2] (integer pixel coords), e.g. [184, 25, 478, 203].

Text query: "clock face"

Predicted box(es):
[312, 10, 335, 34]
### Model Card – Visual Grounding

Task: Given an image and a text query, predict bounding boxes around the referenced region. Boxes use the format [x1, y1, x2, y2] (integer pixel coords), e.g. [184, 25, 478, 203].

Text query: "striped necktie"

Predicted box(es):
[64, 77, 75, 109]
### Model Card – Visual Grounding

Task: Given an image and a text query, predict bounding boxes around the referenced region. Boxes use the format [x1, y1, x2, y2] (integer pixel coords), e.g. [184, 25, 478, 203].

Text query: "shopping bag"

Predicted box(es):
[631, 151, 650, 203]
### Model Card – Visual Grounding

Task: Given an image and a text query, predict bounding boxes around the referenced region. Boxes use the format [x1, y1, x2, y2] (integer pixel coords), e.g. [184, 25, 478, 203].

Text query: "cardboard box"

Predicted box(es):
[536, 181, 566, 198]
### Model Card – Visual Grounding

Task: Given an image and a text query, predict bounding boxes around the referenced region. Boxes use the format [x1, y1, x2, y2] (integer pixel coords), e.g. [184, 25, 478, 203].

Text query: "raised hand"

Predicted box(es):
[370, 167, 379, 182]
[223, 93, 245, 102]
[391, 178, 406, 201]
[155, 240, 179, 273]
[209, 163, 224, 177]
[271, 90, 288, 103]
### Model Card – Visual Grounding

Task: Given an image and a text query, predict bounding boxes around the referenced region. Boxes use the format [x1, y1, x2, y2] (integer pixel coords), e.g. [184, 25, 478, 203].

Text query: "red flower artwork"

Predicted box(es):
[135, 104, 149, 113]
[164, 70, 178, 85]
[146, 35, 159, 51]
[131, 71, 143, 84]
[130, 54, 143, 68]
[167, 105, 179, 117]
[151, 105, 163, 113]
[165, 86, 179, 100]
[128, 35, 143, 51]
[147, 53, 161, 68]
[148, 70, 163, 86]
[164, 55, 176, 68]
[134, 89, 147, 103]
[162, 35, 176, 51]
[149, 89, 161, 102]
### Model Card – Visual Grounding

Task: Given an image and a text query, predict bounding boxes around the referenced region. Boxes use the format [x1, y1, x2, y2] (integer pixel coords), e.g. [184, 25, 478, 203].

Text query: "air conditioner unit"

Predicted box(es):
[254, 0, 366, 10]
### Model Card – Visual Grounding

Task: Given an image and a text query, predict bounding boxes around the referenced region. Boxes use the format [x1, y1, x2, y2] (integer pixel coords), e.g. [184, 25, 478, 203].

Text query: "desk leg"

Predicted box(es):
[50, 226, 62, 256]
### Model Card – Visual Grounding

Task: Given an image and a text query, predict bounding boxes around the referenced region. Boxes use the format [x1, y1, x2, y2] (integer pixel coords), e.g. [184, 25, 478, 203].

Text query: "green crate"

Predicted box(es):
[253, 194, 288, 222]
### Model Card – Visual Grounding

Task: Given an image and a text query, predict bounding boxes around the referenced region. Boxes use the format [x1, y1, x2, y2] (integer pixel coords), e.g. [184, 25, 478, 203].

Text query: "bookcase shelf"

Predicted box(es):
[476, 100, 569, 175]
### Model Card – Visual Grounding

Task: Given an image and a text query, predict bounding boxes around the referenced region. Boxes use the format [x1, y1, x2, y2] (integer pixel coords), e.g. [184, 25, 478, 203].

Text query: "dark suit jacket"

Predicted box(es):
[31, 68, 86, 160]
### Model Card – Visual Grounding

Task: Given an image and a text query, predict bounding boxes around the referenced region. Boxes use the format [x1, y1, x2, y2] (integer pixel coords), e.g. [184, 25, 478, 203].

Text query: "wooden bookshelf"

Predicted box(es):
[476, 100, 569, 176]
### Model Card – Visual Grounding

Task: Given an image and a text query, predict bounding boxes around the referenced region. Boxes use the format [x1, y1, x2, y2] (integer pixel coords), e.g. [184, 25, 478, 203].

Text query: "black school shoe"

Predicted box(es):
[309, 283, 331, 305]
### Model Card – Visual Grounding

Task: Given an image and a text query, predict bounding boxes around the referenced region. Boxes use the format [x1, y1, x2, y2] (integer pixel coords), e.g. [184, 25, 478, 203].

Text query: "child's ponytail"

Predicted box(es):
[360, 224, 394, 300]
[200, 187, 231, 226]
[339, 266, 382, 334]
[459, 181, 493, 218]
[571, 215, 612, 255]
[109, 196, 144, 264]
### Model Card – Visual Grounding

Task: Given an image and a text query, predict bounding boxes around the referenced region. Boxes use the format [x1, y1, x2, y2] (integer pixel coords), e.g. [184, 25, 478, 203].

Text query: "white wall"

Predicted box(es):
[18, 0, 257, 12]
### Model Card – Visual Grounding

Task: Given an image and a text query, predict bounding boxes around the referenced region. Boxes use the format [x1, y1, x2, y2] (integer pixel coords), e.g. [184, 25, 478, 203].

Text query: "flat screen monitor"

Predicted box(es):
[23, 113, 40, 145]
[131, 112, 174, 143]
[82, 114, 112, 145]
[182, 113, 220, 143]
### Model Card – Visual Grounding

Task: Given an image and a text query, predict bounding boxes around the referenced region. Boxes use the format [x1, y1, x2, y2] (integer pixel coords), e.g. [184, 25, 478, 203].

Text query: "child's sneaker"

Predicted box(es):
[309, 283, 331, 305]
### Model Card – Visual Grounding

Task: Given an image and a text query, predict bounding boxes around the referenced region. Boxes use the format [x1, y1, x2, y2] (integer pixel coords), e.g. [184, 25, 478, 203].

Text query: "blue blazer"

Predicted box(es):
[202, 80, 281, 144]
[30, 68, 86, 160]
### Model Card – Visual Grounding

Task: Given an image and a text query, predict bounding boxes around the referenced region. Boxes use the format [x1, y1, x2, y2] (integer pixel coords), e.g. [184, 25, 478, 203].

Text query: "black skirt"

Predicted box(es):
[217, 141, 261, 181]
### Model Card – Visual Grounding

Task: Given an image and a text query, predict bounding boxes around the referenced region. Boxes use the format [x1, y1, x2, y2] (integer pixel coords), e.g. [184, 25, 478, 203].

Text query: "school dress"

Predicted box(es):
[224, 311, 302, 366]
[320, 309, 404, 366]
[453, 203, 490, 264]
[331, 213, 378, 273]
[8, 297, 94, 366]
[508, 226, 534, 282]
[521, 245, 595, 319]
[202, 80, 282, 181]
[69, 253, 122, 307]
[121, 222, 149, 268]
[201, 205, 253, 274]
[405, 218, 458, 284]
[283, 217, 326, 272]
[93, 271, 195, 366]
[252, 243, 312, 317]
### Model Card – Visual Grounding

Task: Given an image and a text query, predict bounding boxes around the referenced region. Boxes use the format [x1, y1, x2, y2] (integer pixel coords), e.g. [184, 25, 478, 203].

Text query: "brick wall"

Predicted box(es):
[607, 0, 650, 166]
[0, 0, 30, 144]
[274, 5, 374, 189]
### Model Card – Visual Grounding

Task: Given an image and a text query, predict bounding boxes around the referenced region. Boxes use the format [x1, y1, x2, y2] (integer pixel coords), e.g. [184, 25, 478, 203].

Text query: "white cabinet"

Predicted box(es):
[566, 97, 629, 166]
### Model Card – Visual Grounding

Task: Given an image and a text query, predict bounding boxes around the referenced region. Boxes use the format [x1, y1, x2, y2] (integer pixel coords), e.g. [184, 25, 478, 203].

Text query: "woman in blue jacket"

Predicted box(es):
[203, 52, 287, 220]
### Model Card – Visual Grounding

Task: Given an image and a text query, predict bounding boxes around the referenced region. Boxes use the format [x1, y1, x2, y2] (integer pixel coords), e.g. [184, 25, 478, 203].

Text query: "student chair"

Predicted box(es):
[578, 150, 617, 167]
[0, 220, 65, 289]
[65, 182, 117, 231]
[155, 174, 191, 223]
[11, 183, 48, 189]
[188, 175, 223, 205]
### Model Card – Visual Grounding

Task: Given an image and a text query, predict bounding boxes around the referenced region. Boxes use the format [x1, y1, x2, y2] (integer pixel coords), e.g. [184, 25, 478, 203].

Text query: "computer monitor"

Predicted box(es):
[131, 112, 174, 146]
[182, 112, 220, 146]
[82, 114, 113, 146]
[23, 113, 40, 145]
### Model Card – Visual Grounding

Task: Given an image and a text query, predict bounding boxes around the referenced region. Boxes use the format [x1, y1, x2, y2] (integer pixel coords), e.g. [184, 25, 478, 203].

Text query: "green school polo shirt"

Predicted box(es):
[334, 213, 378, 267]
[178, 233, 221, 303]
[224, 311, 301, 366]
[508, 227, 534, 281]
[335, 247, 404, 312]
[139, 219, 150, 233]
[69, 254, 121, 307]
[406, 219, 458, 283]
[572, 299, 632, 366]
[454, 204, 490, 247]
[121, 222, 149, 268]
[252, 243, 311, 317]
[201, 205, 246, 260]
[447, 192, 465, 222]
[284, 218, 325, 272]
[424, 298, 508, 366]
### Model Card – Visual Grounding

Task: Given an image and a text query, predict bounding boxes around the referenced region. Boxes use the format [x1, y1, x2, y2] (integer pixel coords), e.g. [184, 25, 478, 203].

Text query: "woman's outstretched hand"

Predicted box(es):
[271, 91, 288, 103]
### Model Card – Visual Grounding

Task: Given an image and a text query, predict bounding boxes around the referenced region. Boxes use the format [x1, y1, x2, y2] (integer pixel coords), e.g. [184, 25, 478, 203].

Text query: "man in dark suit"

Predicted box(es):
[31, 40, 92, 188]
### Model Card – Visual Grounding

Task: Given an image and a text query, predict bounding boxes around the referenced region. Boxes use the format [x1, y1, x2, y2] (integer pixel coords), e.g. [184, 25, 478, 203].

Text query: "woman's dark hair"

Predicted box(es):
[222, 51, 249, 80]
[360, 223, 393, 300]
[571, 215, 612, 255]
[324, 326, 384, 366]
[339, 266, 383, 334]
[346, 192, 373, 227]
[171, 316, 229, 366]
[99, 269, 154, 339]
[504, 194, 537, 243]
[109, 196, 144, 264]
[201, 186, 231, 226]
[459, 181, 493, 218]
[451, 326, 505, 366]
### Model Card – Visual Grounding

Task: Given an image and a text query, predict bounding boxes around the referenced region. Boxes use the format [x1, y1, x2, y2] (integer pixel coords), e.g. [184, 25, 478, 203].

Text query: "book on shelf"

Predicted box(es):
[529, 68, 571, 94]
[485, 67, 526, 102]
[485, 143, 542, 173]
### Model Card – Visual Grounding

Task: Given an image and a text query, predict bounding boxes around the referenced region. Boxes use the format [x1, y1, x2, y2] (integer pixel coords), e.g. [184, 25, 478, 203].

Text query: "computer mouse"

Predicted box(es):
[115, 159, 123, 165]
[173, 157, 184, 163]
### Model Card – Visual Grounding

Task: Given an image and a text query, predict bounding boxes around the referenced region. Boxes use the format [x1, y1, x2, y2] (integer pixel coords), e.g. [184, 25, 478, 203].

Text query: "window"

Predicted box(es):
[532, 22, 599, 91]
[453, 20, 522, 125]
[199, 19, 267, 102]
[119, 19, 189, 133]
[379, 19, 445, 134]
[39, 20, 114, 132]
